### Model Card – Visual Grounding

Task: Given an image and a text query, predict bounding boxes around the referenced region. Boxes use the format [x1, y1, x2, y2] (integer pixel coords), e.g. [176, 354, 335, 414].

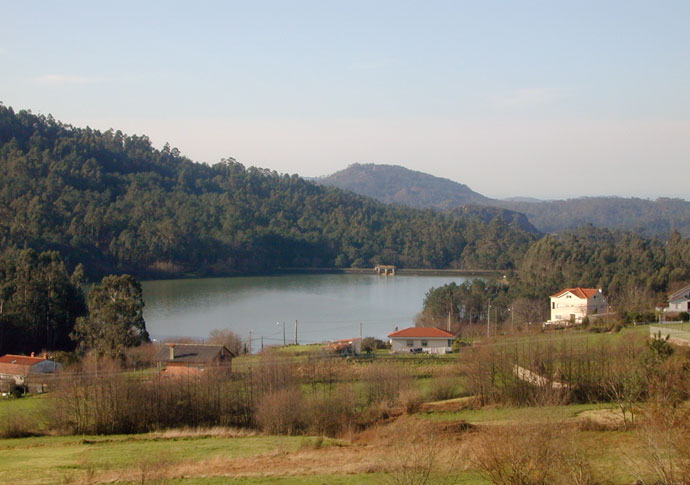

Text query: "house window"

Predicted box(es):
[406, 340, 414, 347]
[448, 339, 453, 347]
[421, 340, 428, 347]
[552, 302, 555, 309]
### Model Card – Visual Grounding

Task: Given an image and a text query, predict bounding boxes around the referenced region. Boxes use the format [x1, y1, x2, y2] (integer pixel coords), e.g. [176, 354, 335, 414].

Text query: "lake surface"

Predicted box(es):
[142, 274, 471, 351]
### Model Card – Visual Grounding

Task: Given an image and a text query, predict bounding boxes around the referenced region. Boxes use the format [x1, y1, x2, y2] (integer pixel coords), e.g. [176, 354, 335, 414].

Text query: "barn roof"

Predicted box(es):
[388, 327, 455, 338]
[153, 344, 233, 364]
[0, 354, 47, 366]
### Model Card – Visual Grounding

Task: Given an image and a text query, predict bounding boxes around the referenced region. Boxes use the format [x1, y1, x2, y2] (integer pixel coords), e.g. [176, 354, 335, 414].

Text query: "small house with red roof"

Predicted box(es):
[0, 353, 61, 389]
[387, 327, 455, 354]
[325, 337, 362, 355]
[548, 287, 607, 325]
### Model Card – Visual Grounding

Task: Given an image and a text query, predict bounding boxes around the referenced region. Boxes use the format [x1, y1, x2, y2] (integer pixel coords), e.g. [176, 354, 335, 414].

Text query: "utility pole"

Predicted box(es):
[487, 300, 491, 338]
[277, 321, 285, 346]
[261, 335, 264, 352]
[359, 322, 363, 339]
[448, 287, 453, 332]
[248, 330, 252, 355]
[294, 319, 298, 345]
[511, 305, 514, 334]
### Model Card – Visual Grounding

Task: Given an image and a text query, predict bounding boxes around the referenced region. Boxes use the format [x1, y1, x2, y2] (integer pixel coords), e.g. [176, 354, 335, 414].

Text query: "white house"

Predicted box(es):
[388, 327, 455, 354]
[548, 287, 607, 325]
[666, 284, 690, 314]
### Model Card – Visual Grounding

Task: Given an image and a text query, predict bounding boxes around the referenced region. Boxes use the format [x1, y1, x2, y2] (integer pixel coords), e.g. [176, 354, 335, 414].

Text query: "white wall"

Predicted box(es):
[550, 290, 607, 323]
[390, 337, 453, 353]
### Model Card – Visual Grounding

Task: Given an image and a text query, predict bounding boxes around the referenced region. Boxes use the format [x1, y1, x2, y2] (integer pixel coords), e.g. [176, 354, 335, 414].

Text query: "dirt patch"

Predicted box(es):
[576, 409, 626, 431]
[420, 396, 476, 413]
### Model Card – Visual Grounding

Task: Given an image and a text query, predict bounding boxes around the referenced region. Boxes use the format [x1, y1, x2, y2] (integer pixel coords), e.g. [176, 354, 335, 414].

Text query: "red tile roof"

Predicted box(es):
[0, 354, 46, 366]
[550, 288, 600, 299]
[388, 327, 455, 338]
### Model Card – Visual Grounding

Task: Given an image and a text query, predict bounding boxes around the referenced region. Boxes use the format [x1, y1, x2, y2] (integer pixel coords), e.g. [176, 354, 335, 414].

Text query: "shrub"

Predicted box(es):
[360, 362, 412, 406]
[425, 377, 460, 402]
[0, 412, 39, 438]
[680, 311, 690, 322]
[307, 386, 358, 437]
[254, 388, 307, 435]
[472, 423, 563, 485]
[398, 387, 424, 414]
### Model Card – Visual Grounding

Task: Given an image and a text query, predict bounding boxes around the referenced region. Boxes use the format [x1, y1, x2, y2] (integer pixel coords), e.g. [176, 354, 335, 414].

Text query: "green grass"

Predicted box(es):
[0, 434, 309, 484]
[419, 402, 609, 423]
[0, 394, 50, 432]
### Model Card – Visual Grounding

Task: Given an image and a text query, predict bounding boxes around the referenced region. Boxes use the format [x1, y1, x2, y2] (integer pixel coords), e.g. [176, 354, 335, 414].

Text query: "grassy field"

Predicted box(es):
[0, 405, 646, 484]
[0, 324, 674, 484]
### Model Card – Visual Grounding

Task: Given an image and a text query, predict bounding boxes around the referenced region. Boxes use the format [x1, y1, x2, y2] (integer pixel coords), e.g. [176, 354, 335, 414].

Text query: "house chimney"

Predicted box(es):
[30, 352, 35, 357]
[394, 326, 399, 332]
[169, 344, 175, 360]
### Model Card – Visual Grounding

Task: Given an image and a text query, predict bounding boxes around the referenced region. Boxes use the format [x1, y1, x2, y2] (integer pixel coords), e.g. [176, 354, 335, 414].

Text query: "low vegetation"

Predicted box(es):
[2, 325, 690, 483]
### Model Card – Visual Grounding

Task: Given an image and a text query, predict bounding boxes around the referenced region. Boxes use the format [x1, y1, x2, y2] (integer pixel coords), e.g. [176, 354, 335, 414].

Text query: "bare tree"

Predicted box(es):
[207, 328, 243, 355]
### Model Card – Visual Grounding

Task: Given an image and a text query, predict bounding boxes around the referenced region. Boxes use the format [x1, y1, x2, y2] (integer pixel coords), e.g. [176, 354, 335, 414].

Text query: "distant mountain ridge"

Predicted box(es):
[317, 164, 690, 237]
[317, 163, 492, 209]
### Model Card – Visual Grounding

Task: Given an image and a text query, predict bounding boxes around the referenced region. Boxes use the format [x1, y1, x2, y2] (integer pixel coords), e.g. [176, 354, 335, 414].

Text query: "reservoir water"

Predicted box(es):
[142, 274, 472, 350]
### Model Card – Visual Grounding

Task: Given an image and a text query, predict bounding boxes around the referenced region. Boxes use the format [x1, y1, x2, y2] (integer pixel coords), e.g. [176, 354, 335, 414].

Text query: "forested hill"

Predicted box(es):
[502, 197, 690, 237]
[318, 164, 690, 238]
[0, 105, 538, 279]
[318, 163, 493, 209]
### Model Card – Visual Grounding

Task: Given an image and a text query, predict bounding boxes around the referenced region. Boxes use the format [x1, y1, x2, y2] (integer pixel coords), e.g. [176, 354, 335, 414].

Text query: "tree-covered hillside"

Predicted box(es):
[317, 163, 690, 238]
[0, 105, 537, 279]
[318, 163, 493, 209]
[502, 197, 690, 237]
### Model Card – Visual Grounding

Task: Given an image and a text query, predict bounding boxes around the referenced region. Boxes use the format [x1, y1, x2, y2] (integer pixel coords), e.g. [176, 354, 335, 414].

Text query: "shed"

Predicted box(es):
[153, 343, 234, 377]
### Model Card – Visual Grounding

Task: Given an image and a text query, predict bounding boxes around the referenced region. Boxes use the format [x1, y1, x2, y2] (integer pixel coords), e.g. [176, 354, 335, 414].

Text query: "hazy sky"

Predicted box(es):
[2, 1, 689, 199]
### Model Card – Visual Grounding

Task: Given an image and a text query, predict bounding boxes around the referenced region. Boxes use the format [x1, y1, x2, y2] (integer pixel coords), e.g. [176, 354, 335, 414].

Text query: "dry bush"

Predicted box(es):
[0, 410, 39, 438]
[123, 342, 159, 370]
[631, 401, 690, 485]
[426, 376, 461, 402]
[250, 353, 298, 397]
[254, 388, 307, 435]
[398, 387, 424, 414]
[360, 362, 413, 406]
[472, 422, 600, 485]
[472, 423, 562, 485]
[383, 418, 463, 485]
[48, 367, 252, 434]
[307, 385, 358, 437]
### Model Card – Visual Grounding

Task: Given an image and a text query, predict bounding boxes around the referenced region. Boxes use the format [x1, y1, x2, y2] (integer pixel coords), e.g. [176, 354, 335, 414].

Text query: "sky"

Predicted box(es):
[2, 1, 689, 200]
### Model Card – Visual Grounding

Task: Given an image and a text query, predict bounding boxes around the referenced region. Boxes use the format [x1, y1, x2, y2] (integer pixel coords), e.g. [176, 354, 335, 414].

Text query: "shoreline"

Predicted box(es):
[136, 267, 506, 282]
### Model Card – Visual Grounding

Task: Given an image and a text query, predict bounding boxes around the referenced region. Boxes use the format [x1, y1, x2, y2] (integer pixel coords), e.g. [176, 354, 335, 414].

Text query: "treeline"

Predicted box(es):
[515, 226, 690, 304]
[503, 196, 690, 238]
[0, 104, 536, 279]
[421, 226, 690, 327]
[0, 248, 148, 355]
